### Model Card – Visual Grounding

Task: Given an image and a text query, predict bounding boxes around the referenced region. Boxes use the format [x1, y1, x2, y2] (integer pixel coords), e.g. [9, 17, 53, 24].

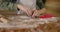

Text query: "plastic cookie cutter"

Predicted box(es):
[39, 14, 54, 18]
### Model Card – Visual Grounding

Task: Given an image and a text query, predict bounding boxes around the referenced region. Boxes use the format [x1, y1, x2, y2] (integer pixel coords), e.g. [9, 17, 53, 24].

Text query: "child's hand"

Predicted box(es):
[17, 5, 32, 16]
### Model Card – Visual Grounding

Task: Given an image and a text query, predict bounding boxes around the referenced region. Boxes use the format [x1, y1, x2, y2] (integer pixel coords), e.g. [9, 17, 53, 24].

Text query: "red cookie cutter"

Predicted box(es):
[39, 14, 54, 18]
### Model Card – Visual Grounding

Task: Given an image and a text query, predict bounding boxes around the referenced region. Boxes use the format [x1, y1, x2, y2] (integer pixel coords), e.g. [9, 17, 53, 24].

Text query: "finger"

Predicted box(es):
[25, 10, 30, 16]
[26, 9, 32, 16]
[32, 11, 40, 18]
[32, 11, 37, 17]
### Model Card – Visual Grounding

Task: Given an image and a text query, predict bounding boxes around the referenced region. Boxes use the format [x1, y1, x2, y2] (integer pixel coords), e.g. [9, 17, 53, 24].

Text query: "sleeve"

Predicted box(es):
[36, 0, 45, 10]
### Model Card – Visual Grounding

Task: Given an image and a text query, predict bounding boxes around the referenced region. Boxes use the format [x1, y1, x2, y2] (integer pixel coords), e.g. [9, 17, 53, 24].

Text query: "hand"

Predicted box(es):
[32, 8, 46, 18]
[25, 8, 33, 16]
[17, 5, 32, 16]
[32, 10, 40, 18]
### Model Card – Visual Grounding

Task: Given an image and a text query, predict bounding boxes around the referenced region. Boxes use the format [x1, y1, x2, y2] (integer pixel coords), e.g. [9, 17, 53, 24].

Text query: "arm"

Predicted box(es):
[17, 4, 27, 12]
[38, 8, 46, 15]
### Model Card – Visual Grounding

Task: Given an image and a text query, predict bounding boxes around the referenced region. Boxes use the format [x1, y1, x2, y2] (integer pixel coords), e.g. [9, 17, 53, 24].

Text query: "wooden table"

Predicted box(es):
[0, 16, 60, 32]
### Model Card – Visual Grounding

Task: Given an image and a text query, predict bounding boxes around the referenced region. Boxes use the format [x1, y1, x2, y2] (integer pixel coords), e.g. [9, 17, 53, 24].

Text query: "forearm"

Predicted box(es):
[38, 8, 46, 15]
[17, 4, 28, 11]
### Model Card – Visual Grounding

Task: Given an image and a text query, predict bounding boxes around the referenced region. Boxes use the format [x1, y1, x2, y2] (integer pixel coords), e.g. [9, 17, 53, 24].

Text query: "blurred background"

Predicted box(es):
[45, 0, 60, 17]
[0, 0, 17, 16]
